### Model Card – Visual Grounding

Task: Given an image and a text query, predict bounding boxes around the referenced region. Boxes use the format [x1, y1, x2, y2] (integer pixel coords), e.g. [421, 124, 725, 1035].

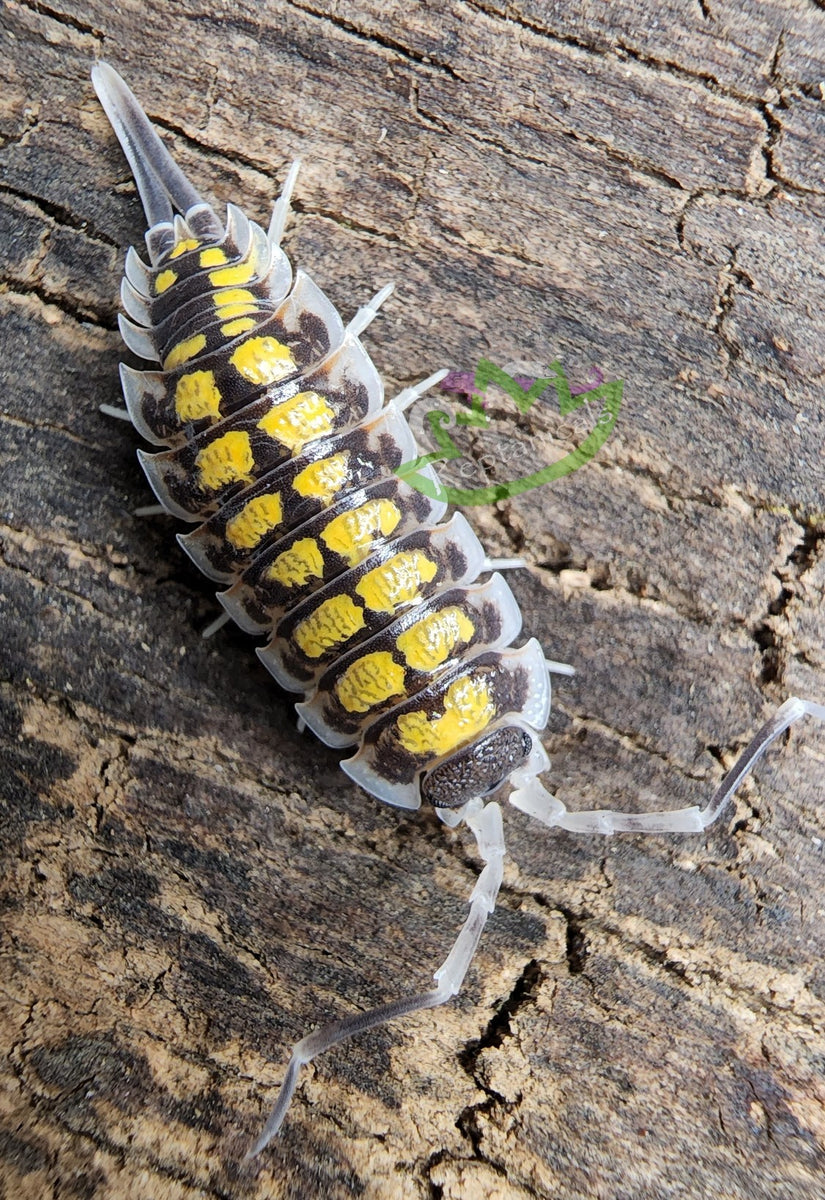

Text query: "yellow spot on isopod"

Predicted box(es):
[173, 370, 223, 422]
[320, 499, 402, 567]
[355, 551, 438, 614]
[217, 302, 259, 321]
[266, 538, 325, 589]
[257, 391, 335, 453]
[195, 430, 254, 492]
[164, 333, 207, 371]
[215, 288, 256, 311]
[291, 454, 350, 504]
[225, 492, 284, 549]
[395, 675, 495, 758]
[221, 317, 258, 337]
[396, 607, 476, 672]
[209, 260, 257, 287]
[335, 651, 406, 714]
[154, 269, 177, 294]
[200, 247, 228, 267]
[230, 336, 296, 386]
[293, 594, 366, 659]
[169, 238, 200, 259]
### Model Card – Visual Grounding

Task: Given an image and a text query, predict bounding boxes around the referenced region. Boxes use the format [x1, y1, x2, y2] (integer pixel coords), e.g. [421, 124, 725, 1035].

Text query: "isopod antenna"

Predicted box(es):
[511, 696, 825, 834]
[244, 799, 505, 1161]
[91, 60, 223, 260]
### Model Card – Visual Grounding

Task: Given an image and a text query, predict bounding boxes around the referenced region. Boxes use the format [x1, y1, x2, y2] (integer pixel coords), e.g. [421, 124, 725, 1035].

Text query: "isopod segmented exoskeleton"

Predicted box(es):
[92, 61, 825, 1159]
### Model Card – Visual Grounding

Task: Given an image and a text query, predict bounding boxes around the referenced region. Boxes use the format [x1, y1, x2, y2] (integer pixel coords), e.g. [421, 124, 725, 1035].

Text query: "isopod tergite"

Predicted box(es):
[91, 61, 825, 1159]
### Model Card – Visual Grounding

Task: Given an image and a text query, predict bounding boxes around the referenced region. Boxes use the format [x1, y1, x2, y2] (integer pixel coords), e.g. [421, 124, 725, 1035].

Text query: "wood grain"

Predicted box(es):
[2, 2, 825, 1197]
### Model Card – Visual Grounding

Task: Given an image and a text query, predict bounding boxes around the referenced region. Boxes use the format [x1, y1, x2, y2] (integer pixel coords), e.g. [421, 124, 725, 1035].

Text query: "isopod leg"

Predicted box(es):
[482, 556, 527, 572]
[245, 799, 505, 1160]
[392, 369, 450, 413]
[99, 403, 132, 421]
[346, 282, 396, 338]
[268, 159, 301, 247]
[511, 696, 825, 835]
[201, 611, 231, 639]
[545, 658, 576, 678]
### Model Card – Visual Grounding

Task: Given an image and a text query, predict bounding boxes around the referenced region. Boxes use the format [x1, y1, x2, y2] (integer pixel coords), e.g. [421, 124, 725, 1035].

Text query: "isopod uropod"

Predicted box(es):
[91, 61, 825, 1159]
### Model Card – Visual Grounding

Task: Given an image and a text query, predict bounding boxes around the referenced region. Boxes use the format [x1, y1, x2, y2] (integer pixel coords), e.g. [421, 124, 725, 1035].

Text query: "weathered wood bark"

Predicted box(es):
[2, 2, 825, 1198]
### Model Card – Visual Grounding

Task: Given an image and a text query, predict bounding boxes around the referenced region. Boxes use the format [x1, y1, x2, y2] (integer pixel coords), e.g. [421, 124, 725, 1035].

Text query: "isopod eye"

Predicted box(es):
[421, 726, 533, 809]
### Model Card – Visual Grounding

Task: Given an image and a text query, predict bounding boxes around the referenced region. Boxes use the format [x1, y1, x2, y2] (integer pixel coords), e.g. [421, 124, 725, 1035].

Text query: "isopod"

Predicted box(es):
[91, 61, 825, 1159]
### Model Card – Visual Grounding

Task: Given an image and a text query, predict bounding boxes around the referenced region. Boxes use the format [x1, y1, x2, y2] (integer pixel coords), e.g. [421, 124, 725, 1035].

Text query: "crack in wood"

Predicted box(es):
[14, 0, 104, 40]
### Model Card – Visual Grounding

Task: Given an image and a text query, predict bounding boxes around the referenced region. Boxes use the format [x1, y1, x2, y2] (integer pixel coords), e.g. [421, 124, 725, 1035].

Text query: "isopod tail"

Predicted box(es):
[91, 60, 223, 261]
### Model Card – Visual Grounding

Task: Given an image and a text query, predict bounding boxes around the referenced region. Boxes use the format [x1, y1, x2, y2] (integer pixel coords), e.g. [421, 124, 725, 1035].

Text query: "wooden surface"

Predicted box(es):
[2, 2, 825, 1197]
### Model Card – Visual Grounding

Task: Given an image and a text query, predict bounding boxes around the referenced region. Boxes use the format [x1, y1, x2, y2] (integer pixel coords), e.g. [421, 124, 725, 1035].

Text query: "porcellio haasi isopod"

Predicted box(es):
[91, 61, 825, 1159]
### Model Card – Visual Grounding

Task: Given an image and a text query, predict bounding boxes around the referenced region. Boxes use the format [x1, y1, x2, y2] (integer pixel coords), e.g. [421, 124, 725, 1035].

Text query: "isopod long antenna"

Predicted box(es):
[92, 62, 222, 253]
[245, 798, 505, 1161]
[511, 696, 825, 835]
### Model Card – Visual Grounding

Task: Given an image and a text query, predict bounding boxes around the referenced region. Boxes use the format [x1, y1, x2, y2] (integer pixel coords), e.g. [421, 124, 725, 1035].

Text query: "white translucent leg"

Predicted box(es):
[134, 503, 166, 517]
[511, 697, 825, 836]
[268, 159, 301, 246]
[546, 659, 576, 678]
[202, 611, 230, 639]
[345, 283, 395, 339]
[99, 403, 132, 421]
[392, 369, 449, 413]
[245, 798, 505, 1160]
[482, 556, 527, 572]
